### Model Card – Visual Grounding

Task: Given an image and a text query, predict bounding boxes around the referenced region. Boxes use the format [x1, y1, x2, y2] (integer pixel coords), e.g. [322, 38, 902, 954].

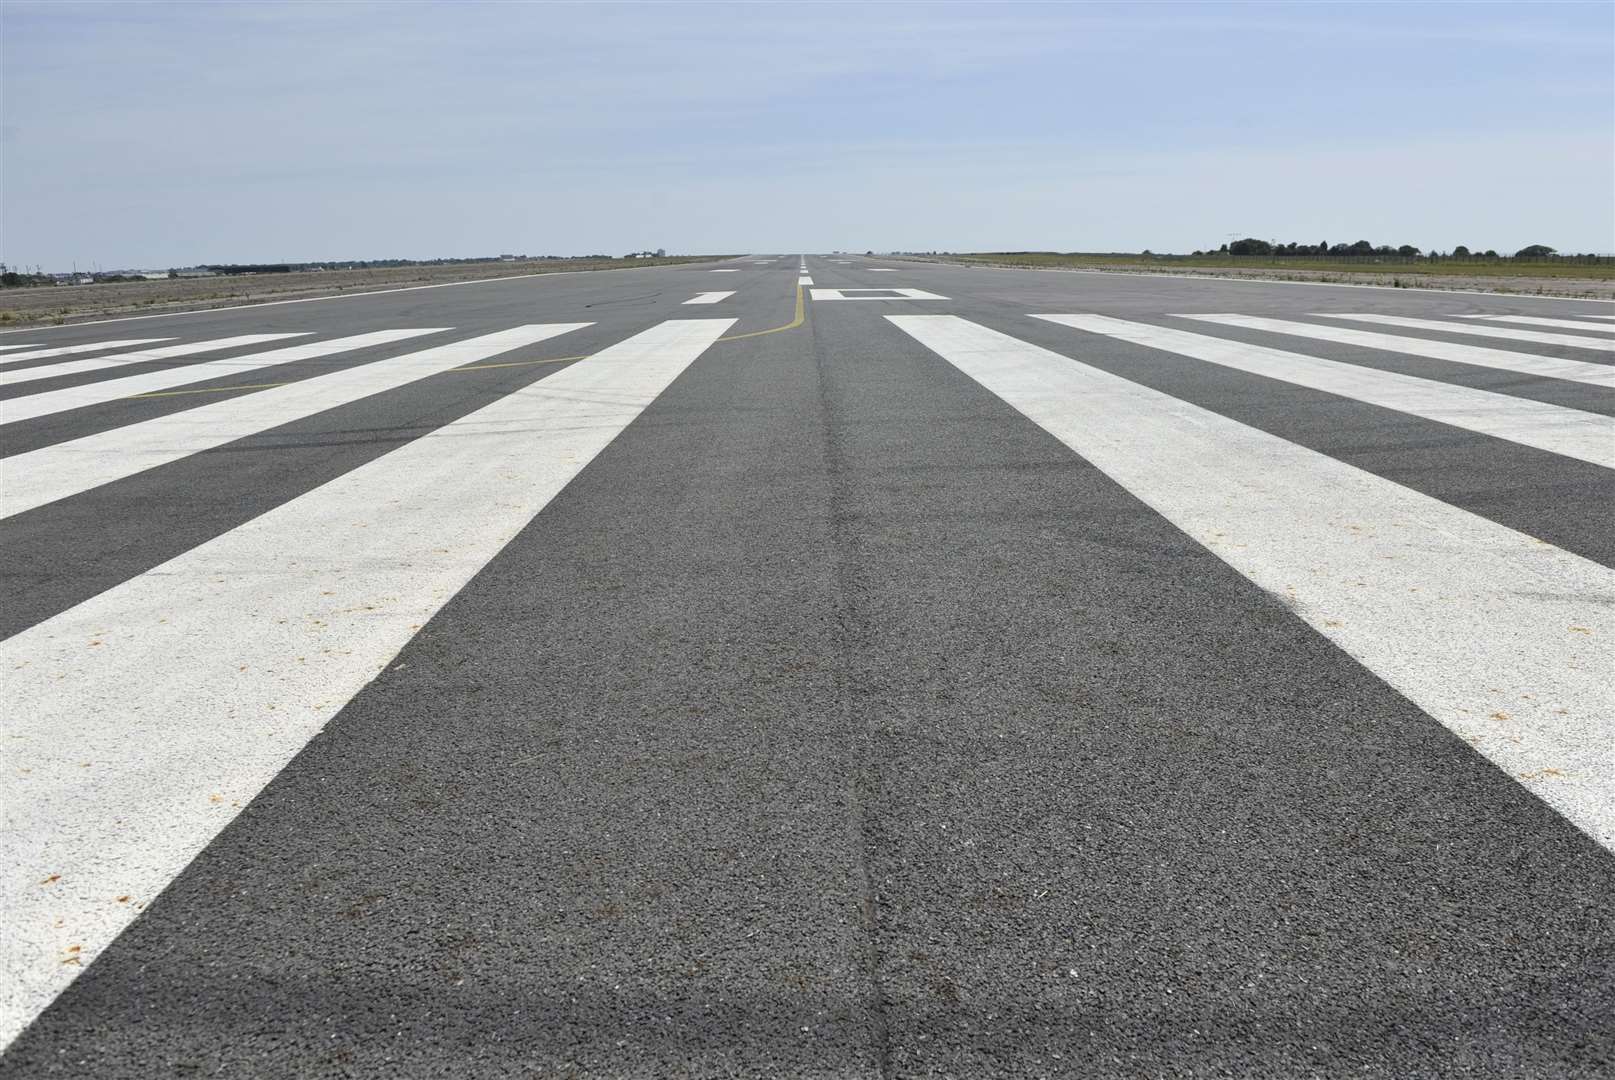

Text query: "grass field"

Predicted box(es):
[928, 252, 1615, 280]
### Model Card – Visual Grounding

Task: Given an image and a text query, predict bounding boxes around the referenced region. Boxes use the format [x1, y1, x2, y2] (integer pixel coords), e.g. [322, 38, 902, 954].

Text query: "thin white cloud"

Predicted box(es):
[3, 1, 1610, 266]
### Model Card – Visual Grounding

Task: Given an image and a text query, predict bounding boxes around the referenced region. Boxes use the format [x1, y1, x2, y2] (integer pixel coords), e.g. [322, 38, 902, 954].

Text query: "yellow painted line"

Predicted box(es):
[129, 381, 297, 400]
[123, 354, 589, 400]
[453, 354, 588, 372]
[716, 283, 806, 342]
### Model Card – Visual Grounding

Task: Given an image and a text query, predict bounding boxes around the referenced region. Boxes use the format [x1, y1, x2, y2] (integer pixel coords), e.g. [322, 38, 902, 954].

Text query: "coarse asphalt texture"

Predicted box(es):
[2, 256, 1612, 1079]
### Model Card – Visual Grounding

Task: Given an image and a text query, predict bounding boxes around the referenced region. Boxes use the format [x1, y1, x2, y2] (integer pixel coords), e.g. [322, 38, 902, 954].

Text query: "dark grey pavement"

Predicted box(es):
[2, 257, 1612, 1078]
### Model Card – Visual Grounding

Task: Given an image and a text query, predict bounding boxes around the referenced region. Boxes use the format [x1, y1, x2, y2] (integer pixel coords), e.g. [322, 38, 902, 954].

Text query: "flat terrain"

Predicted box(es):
[0, 255, 730, 327]
[904, 252, 1615, 299]
[1, 256, 1611, 1078]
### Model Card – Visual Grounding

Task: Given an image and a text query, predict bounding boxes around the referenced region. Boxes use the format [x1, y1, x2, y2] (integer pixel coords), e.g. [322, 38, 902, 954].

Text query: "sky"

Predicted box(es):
[2, 1, 1612, 269]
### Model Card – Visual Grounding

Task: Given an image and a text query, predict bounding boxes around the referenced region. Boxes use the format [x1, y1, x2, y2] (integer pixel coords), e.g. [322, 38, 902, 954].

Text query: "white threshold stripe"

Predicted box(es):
[0, 338, 171, 364]
[0, 334, 308, 388]
[709, 268, 740, 273]
[0, 324, 591, 519]
[0, 264, 686, 338]
[0, 344, 44, 353]
[683, 291, 735, 305]
[1319, 313, 1615, 353]
[1182, 314, 1615, 387]
[1460, 314, 1615, 334]
[0, 317, 735, 1050]
[868, 268, 899, 272]
[1035, 315, 1613, 468]
[889, 315, 1613, 848]
[799, 276, 814, 285]
[811, 288, 948, 301]
[0, 329, 443, 425]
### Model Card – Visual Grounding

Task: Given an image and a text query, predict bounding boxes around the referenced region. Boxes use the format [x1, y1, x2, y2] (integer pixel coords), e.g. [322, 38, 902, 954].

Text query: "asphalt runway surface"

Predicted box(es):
[2, 256, 1612, 1078]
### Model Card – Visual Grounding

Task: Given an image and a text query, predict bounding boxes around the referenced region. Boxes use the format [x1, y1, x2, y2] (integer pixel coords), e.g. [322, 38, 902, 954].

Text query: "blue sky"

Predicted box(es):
[3, 1, 1611, 268]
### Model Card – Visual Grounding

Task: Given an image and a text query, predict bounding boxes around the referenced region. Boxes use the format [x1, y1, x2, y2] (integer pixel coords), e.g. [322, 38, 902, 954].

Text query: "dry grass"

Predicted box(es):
[899, 252, 1615, 299]
[0, 255, 735, 327]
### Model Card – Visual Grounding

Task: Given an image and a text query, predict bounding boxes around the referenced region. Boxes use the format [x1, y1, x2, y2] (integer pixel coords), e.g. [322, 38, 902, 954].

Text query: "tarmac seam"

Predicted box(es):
[814, 310, 895, 1079]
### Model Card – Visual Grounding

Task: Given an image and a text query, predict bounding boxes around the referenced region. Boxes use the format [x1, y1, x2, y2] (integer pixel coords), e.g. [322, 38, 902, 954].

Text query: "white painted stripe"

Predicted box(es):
[889, 314, 1613, 849]
[0, 339, 171, 364]
[798, 276, 814, 285]
[0, 324, 588, 519]
[0, 330, 441, 425]
[867, 268, 899, 272]
[0, 344, 44, 353]
[709, 269, 741, 273]
[5, 265, 1602, 343]
[683, 291, 735, 305]
[811, 288, 948, 301]
[1460, 315, 1615, 334]
[879, 261, 1615, 304]
[1035, 315, 1613, 468]
[0, 334, 307, 388]
[0, 317, 734, 1050]
[0, 264, 693, 338]
[1320, 313, 1615, 353]
[1183, 314, 1615, 387]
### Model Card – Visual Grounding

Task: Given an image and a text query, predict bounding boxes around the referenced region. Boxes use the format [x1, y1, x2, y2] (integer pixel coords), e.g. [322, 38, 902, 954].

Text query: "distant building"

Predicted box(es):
[172, 267, 215, 278]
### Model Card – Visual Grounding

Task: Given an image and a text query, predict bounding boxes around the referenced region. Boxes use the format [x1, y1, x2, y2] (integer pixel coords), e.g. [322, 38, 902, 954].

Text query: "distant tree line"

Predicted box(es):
[1, 268, 53, 287]
[1195, 239, 1585, 259]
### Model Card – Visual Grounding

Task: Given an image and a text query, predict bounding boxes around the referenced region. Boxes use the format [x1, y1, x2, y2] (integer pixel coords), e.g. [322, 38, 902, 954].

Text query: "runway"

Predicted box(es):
[2, 254, 1611, 1078]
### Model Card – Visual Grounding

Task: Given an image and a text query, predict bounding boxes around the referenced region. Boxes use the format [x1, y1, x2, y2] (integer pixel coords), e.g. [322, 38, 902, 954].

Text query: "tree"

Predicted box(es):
[1514, 244, 1555, 258]
[1451, 245, 1471, 258]
[1346, 240, 1375, 255]
[1228, 237, 1273, 256]
[1397, 245, 1421, 257]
